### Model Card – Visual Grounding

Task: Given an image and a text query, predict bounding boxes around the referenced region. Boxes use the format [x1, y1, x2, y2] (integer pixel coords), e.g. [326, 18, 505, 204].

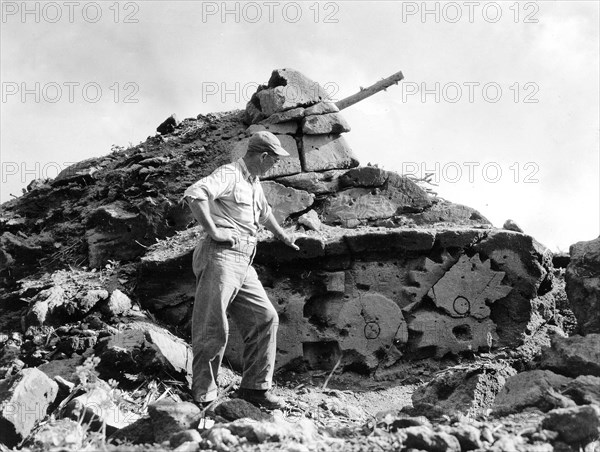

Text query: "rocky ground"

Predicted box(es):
[1, 69, 599, 451]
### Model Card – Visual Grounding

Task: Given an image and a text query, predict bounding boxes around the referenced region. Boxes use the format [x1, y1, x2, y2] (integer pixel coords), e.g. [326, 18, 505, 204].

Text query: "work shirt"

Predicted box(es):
[183, 159, 272, 236]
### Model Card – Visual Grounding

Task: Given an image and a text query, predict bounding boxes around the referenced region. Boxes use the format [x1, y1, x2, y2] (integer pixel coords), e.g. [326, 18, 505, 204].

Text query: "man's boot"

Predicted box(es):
[237, 388, 285, 410]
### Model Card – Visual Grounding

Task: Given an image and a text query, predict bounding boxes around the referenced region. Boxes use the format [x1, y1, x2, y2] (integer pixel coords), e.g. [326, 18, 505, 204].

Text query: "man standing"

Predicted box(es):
[183, 131, 299, 410]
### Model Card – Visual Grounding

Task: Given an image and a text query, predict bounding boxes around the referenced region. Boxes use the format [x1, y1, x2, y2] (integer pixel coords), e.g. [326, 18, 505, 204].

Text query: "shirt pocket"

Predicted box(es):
[233, 186, 253, 206]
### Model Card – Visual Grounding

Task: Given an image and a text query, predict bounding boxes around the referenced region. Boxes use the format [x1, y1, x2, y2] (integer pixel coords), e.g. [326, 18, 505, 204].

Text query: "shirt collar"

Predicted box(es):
[237, 158, 258, 183]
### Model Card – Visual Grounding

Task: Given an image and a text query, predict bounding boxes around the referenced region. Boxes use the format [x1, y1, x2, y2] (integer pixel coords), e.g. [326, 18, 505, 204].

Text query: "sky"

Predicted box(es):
[1, 0, 599, 252]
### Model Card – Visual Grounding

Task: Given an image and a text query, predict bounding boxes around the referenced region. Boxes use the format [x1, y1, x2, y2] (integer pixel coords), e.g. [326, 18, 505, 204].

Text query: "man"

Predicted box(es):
[183, 131, 299, 410]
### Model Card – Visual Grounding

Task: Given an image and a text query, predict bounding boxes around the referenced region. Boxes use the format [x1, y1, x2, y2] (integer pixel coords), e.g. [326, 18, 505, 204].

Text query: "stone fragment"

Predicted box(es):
[102, 289, 132, 316]
[261, 107, 305, 124]
[95, 323, 193, 383]
[53, 157, 101, 185]
[262, 181, 315, 223]
[566, 236, 600, 334]
[64, 379, 137, 431]
[302, 113, 351, 135]
[298, 210, 321, 231]
[85, 201, 148, 268]
[26, 286, 66, 326]
[0, 368, 59, 447]
[302, 134, 359, 172]
[440, 424, 483, 451]
[407, 200, 491, 226]
[254, 68, 330, 116]
[407, 310, 498, 358]
[157, 114, 180, 135]
[304, 102, 339, 116]
[77, 289, 109, 313]
[339, 166, 388, 188]
[401, 426, 461, 452]
[563, 375, 600, 405]
[428, 254, 512, 319]
[276, 170, 346, 194]
[244, 100, 266, 124]
[492, 370, 573, 415]
[170, 429, 202, 448]
[214, 399, 268, 422]
[542, 404, 600, 446]
[412, 363, 516, 417]
[38, 356, 82, 384]
[27, 418, 84, 451]
[223, 411, 317, 443]
[110, 416, 155, 444]
[540, 334, 600, 377]
[503, 219, 524, 233]
[148, 400, 202, 443]
[247, 121, 297, 135]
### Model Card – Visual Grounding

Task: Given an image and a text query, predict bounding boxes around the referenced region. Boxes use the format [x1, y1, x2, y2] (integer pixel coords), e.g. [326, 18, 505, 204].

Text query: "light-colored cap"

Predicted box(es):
[247, 131, 290, 157]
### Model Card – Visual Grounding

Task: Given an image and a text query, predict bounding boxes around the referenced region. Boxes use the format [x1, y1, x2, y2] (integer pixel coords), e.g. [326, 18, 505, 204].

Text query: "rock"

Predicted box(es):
[0, 368, 59, 447]
[566, 236, 600, 334]
[503, 219, 524, 233]
[339, 166, 388, 188]
[214, 399, 268, 421]
[542, 404, 600, 446]
[440, 424, 483, 451]
[302, 113, 351, 135]
[492, 370, 574, 415]
[298, 210, 321, 231]
[401, 425, 461, 452]
[157, 114, 180, 135]
[27, 418, 84, 450]
[148, 400, 202, 443]
[25, 286, 66, 325]
[540, 334, 600, 377]
[247, 122, 297, 135]
[407, 310, 499, 358]
[408, 200, 491, 226]
[110, 416, 155, 444]
[64, 379, 137, 432]
[169, 429, 202, 448]
[276, 170, 346, 195]
[427, 253, 512, 319]
[262, 181, 315, 223]
[488, 434, 526, 452]
[95, 323, 193, 383]
[563, 375, 600, 405]
[262, 135, 302, 179]
[102, 289, 132, 316]
[38, 356, 82, 384]
[304, 102, 339, 116]
[77, 289, 109, 313]
[85, 201, 149, 268]
[223, 411, 317, 443]
[302, 134, 359, 172]
[412, 363, 516, 417]
[254, 68, 330, 116]
[53, 157, 100, 186]
[261, 107, 305, 124]
[244, 99, 266, 124]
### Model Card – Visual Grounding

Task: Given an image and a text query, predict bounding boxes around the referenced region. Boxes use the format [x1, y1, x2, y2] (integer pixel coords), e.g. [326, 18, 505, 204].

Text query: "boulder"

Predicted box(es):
[304, 102, 339, 116]
[564, 375, 600, 405]
[412, 363, 516, 417]
[262, 135, 302, 179]
[540, 334, 600, 377]
[25, 286, 67, 326]
[0, 368, 59, 447]
[262, 181, 315, 223]
[400, 425, 461, 452]
[95, 323, 193, 384]
[503, 219, 524, 233]
[148, 400, 202, 443]
[302, 113, 351, 135]
[53, 157, 100, 186]
[254, 68, 330, 116]
[492, 370, 573, 415]
[102, 289, 132, 316]
[260, 106, 305, 124]
[566, 236, 600, 334]
[542, 404, 600, 446]
[407, 310, 498, 358]
[157, 114, 180, 135]
[302, 134, 359, 172]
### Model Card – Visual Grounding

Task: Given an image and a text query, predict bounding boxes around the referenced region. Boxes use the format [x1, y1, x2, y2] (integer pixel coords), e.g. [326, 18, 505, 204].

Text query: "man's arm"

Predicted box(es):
[185, 197, 239, 246]
[263, 213, 299, 251]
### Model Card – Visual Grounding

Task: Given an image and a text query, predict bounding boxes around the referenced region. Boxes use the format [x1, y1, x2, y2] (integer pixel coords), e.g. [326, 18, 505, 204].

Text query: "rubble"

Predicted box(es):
[539, 333, 600, 377]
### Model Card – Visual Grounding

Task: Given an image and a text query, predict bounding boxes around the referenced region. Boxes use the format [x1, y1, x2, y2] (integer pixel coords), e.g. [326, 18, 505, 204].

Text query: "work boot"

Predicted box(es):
[237, 388, 286, 410]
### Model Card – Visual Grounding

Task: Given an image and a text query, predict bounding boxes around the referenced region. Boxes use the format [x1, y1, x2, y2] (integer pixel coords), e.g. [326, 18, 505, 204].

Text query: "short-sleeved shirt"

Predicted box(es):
[183, 159, 272, 236]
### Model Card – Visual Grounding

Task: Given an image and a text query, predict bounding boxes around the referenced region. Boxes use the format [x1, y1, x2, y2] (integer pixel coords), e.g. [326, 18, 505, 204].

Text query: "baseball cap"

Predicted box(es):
[247, 131, 290, 157]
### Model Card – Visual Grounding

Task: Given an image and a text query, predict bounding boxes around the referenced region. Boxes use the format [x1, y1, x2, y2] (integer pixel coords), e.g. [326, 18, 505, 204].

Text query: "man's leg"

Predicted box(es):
[191, 239, 240, 403]
[228, 265, 279, 391]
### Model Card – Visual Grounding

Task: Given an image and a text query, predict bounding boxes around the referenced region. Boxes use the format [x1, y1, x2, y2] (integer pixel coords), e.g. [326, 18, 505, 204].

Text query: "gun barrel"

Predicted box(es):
[335, 71, 404, 111]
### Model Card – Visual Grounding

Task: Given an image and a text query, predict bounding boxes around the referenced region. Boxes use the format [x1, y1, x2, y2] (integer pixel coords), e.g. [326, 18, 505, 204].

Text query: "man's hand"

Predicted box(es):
[280, 233, 299, 251]
[211, 228, 239, 247]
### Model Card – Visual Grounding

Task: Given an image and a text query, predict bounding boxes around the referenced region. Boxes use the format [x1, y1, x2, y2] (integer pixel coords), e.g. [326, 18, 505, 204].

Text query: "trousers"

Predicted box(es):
[191, 234, 279, 403]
